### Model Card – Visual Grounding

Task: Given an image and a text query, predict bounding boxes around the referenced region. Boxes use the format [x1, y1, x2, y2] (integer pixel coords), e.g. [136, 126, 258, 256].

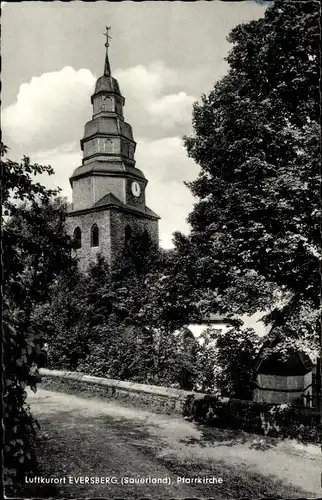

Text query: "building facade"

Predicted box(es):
[67, 32, 159, 270]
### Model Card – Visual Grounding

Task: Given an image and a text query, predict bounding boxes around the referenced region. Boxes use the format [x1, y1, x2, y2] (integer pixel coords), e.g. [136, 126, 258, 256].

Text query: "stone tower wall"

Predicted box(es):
[67, 208, 159, 271]
[72, 175, 126, 210]
[72, 177, 93, 211]
[66, 210, 112, 271]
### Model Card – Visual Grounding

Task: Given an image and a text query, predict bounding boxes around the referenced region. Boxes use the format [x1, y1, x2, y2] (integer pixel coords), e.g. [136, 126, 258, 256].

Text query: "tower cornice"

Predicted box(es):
[67, 199, 159, 221]
[69, 159, 147, 186]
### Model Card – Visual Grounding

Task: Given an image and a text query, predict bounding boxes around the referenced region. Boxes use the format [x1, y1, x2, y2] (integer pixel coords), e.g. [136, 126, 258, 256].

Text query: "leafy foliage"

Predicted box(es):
[47, 231, 220, 390]
[2, 143, 75, 490]
[213, 328, 261, 399]
[182, 0, 320, 352]
[46, 233, 263, 397]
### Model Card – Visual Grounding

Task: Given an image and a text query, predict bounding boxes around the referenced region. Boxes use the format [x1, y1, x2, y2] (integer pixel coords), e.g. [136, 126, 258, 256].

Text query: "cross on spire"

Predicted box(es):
[103, 26, 112, 75]
[104, 26, 112, 47]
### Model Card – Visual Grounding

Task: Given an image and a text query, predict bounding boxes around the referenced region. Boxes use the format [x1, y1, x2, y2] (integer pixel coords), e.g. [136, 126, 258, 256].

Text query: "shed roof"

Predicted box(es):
[255, 335, 313, 376]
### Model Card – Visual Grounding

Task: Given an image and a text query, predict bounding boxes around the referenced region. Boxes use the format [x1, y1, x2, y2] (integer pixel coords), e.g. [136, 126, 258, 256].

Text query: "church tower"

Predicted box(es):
[67, 28, 159, 270]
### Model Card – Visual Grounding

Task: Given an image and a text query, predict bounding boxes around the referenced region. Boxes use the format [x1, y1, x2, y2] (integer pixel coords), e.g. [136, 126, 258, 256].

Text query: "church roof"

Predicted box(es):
[90, 27, 123, 100]
[69, 29, 160, 227]
[83, 118, 134, 142]
[93, 75, 122, 97]
[144, 206, 160, 219]
[90, 192, 160, 220]
[93, 192, 124, 208]
[71, 28, 140, 183]
[70, 160, 146, 184]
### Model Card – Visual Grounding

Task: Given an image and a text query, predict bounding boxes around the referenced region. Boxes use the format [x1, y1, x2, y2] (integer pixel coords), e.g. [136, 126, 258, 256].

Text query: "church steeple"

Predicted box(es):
[70, 28, 148, 208]
[67, 30, 159, 270]
[72, 28, 138, 174]
[103, 26, 112, 76]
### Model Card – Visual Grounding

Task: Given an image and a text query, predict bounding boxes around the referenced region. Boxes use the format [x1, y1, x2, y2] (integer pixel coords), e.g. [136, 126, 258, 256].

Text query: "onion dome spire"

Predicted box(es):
[103, 26, 112, 76]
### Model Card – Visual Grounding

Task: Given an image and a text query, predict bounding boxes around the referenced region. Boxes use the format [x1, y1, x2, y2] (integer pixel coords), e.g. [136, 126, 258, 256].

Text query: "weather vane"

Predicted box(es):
[104, 26, 112, 48]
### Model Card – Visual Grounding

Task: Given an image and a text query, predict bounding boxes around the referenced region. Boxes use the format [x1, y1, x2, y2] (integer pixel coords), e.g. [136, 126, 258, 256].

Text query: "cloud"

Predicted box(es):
[2, 66, 95, 151]
[31, 142, 81, 199]
[3, 61, 196, 153]
[115, 62, 196, 137]
[136, 136, 198, 184]
[114, 61, 179, 103]
[147, 92, 196, 130]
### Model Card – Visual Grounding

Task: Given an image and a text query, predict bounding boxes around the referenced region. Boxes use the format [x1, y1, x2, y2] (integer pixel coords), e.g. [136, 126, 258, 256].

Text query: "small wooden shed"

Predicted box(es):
[253, 338, 314, 406]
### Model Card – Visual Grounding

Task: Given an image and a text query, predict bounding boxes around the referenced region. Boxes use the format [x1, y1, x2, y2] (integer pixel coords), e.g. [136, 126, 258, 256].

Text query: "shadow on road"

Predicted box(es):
[180, 424, 280, 451]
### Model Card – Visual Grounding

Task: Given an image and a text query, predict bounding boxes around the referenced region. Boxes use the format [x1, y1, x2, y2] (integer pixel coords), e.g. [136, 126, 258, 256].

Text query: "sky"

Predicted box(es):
[2, 1, 269, 334]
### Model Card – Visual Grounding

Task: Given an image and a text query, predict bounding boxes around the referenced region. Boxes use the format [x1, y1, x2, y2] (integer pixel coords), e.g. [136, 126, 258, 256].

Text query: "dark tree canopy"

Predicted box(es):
[183, 0, 320, 351]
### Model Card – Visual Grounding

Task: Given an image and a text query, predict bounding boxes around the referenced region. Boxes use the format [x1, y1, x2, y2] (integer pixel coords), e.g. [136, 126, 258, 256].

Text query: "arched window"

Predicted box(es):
[125, 224, 132, 243]
[73, 227, 82, 249]
[104, 138, 113, 153]
[91, 224, 99, 247]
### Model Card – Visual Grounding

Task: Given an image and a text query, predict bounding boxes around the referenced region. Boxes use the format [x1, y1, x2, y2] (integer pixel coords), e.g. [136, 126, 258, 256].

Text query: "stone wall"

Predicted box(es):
[184, 393, 320, 444]
[66, 206, 159, 270]
[39, 369, 320, 443]
[39, 369, 204, 416]
[125, 177, 146, 210]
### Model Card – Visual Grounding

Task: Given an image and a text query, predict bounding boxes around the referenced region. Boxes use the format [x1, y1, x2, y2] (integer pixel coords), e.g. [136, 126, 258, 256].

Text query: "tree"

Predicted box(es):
[213, 328, 261, 399]
[176, 328, 199, 390]
[141, 232, 225, 332]
[42, 264, 90, 370]
[194, 327, 222, 393]
[46, 231, 206, 389]
[47, 234, 164, 382]
[2, 143, 75, 490]
[183, 0, 320, 352]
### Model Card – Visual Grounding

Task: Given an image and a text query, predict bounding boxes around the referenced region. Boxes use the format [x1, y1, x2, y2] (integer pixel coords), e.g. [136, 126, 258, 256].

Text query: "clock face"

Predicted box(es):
[131, 181, 141, 198]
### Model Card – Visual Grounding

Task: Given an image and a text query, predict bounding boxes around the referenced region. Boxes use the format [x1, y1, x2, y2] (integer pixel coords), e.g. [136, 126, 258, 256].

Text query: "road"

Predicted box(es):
[23, 388, 321, 499]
